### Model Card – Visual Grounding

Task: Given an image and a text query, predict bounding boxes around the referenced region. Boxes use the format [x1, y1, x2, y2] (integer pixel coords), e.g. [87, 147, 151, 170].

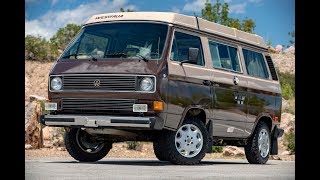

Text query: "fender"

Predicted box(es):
[177, 105, 209, 128]
[248, 112, 274, 138]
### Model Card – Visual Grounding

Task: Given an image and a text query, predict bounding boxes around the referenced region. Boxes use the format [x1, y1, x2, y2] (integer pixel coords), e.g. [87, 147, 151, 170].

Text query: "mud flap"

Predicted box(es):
[206, 120, 214, 153]
[270, 125, 284, 155]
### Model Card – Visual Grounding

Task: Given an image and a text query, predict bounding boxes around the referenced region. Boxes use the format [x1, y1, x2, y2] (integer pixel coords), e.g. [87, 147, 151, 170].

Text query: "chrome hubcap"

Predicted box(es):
[76, 129, 105, 154]
[175, 124, 203, 158]
[258, 129, 270, 158]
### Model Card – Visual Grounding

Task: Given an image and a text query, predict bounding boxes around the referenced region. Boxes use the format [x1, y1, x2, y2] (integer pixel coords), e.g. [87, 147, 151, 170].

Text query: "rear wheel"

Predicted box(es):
[65, 128, 112, 162]
[245, 122, 271, 164]
[162, 117, 208, 165]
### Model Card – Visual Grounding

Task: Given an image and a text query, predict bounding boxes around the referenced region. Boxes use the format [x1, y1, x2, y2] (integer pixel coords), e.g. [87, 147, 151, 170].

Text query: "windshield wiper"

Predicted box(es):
[104, 53, 128, 58]
[135, 54, 149, 62]
[61, 53, 97, 61]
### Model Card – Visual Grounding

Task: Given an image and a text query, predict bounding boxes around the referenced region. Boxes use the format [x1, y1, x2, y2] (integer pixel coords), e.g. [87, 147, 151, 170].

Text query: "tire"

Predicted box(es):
[245, 121, 271, 164]
[153, 139, 169, 161]
[64, 128, 112, 162]
[162, 117, 208, 165]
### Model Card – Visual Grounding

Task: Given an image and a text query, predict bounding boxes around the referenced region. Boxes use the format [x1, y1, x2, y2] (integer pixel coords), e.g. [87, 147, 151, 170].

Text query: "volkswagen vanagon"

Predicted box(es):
[40, 12, 284, 165]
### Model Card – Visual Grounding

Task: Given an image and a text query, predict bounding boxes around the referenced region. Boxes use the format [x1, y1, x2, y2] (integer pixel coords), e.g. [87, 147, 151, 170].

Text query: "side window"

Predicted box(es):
[242, 49, 269, 79]
[208, 41, 241, 72]
[170, 31, 204, 66]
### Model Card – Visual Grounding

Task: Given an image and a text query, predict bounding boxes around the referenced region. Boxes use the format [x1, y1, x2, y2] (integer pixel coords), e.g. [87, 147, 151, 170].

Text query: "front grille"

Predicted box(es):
[62, 98, 134, 111]
[62, 75, 136, 91]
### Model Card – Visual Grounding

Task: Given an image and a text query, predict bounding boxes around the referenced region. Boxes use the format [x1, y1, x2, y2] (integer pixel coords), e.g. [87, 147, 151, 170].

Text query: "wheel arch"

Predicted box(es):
[178, 106, 208, 128]
[250, 113, 273, 137]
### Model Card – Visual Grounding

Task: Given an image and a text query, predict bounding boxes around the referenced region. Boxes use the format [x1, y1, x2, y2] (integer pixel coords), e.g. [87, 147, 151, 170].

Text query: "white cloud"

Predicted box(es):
[51, 0, 59, 6]
[25, 0, 136, 40]
[229, 3, 247, 14]
[183, 0, 206, 12]
[171, 7, 181, 13]
[248, 0, 262, 3]
[224, 0, 232, 3]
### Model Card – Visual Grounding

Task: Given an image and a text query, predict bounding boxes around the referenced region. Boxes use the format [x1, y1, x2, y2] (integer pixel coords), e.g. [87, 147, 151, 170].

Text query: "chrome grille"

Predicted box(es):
[62, 75, 136, 91]
[62, 98, 134, 111]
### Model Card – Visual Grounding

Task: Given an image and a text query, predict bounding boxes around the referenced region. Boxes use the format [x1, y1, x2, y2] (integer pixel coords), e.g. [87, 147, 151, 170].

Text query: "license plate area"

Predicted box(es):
[133, 104, 148, 112]
[45, 103, 57, 110]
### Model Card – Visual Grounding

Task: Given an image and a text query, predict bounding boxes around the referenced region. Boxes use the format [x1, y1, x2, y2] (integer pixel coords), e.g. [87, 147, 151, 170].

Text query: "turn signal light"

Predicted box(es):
[273, 116, 279, 122]
[153, 101, 163, 111]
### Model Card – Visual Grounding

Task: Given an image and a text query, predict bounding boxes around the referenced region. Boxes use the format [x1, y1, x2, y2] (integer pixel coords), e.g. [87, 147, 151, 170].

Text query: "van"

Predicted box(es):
[40, 12, 284, 165]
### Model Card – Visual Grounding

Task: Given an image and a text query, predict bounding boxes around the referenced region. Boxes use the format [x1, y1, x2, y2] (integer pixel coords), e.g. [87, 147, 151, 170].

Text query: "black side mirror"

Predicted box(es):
[188, 47, 199, 63]
[180, 47, 199, 65]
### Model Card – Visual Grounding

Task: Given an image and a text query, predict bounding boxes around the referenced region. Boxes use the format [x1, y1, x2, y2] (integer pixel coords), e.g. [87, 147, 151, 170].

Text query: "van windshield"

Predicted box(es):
[61, 23, 168, 60]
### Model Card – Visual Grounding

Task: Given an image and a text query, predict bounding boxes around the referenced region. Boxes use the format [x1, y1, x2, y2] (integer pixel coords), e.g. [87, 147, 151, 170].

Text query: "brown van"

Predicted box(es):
[40, 12, 284, 165]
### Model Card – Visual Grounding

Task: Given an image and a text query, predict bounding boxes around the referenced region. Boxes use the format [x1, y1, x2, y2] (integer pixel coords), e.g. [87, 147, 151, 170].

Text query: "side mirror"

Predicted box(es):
[188, 47, 199, 63]
[180, 48, 199, 65]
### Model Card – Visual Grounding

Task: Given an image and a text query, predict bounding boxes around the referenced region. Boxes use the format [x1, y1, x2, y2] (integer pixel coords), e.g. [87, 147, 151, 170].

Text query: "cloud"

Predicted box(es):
[25, 0, 136, 40]
[183, 0, 206, 12]
[51, 0, 59, 6]
[229, 3, 247, 14]
[248, 0, 262, 3]
[171, 7, 181, 13]
[224, 0, 232, 3]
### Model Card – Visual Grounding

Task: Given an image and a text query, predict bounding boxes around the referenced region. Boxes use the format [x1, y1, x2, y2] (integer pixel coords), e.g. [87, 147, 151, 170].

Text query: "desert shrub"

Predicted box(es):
[284, 98, 295, 114]
[283, 131, 295, 154]
[212, 146, 224, 153]
[25, 35, 58, 61]
[278, 72, 295, 100]
[126, 141, 141, 150]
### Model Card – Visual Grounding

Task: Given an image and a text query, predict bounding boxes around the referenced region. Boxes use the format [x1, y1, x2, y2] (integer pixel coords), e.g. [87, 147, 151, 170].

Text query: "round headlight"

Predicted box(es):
[51, 77, 62, 90]
[140, 77, 154, 91]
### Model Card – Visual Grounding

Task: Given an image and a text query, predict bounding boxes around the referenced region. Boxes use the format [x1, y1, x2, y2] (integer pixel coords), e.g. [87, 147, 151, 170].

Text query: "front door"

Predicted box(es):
[208, 41, 248, 137]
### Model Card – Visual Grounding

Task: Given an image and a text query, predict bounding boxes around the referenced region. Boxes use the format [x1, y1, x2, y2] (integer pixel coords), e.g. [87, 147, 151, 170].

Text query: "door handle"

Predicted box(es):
[233, 76, 239, 85]
[203, 80, 213, 86]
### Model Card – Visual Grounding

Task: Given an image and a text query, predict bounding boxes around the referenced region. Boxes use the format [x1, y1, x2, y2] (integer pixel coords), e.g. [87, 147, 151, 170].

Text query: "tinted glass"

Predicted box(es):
[209, 41, 241, 72]
[61, 23, 168, 60]
[243, 49, 269, 79]
[170, 32, 204, 66]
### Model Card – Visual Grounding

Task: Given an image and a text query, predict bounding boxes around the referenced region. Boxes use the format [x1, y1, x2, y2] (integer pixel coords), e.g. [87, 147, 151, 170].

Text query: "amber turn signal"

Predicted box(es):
[153, 101, 163, 111]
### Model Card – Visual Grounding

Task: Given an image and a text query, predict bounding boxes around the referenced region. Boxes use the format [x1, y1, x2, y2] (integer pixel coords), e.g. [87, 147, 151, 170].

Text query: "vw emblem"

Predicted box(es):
[93, 79, 100, 87]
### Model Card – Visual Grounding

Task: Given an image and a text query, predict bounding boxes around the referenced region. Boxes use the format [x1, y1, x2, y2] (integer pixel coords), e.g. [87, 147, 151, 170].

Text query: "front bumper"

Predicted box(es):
[40, 114, 163, 129]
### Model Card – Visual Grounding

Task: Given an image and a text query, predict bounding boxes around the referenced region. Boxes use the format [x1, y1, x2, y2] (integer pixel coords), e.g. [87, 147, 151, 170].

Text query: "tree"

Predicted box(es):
[120, 8, 134, 12]
[220, 3, 229, 26]
[200, 0, 256, 33]
[288, 30, 295, 46]
[241, 17, 256, 33]
[50, 24, 81, 51]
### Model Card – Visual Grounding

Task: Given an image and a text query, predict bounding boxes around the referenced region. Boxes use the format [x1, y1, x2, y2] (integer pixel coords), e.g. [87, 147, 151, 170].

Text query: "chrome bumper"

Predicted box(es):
[40, 114, 156, 128]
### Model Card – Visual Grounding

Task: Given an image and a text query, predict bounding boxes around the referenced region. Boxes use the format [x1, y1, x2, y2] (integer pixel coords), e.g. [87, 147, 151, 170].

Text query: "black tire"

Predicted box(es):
[153, 135, 169, 161]
[64, 128, 112, 162]
[245, 122, 271, 164]
[153, 141, 169, 161]
[162, 117, 208, 165]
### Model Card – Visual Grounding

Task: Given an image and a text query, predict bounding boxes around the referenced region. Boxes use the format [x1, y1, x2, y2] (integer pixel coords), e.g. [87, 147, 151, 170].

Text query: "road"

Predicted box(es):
[25, 158, 295, 179]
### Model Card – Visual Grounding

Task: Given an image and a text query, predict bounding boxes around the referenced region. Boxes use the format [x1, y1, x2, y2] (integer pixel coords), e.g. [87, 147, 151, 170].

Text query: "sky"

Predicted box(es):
[25, 0, 295, 47]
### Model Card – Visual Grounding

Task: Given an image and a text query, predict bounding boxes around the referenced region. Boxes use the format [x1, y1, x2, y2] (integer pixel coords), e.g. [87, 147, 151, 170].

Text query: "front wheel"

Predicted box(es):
[162, 117, 209, 165]
[64, 128, 112, 162]
[245, 122, 271, 164]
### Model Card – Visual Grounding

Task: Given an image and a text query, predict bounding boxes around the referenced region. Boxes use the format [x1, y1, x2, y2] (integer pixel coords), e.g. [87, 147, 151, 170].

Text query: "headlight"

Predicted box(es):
[51, 77, 62, 90]
[140, 77, 154, 91]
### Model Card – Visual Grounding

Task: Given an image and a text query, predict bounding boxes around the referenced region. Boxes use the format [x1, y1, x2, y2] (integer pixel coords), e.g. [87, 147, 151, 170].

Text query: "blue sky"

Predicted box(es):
[25, 0, 295, 47]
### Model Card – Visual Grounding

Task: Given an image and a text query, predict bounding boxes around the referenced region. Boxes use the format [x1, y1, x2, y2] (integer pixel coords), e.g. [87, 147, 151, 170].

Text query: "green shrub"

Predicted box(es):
[283, 132, 295, 154]
[126, 141, 141, 150]
[212, 146, 224, 153]
[278, 72, 295, 100]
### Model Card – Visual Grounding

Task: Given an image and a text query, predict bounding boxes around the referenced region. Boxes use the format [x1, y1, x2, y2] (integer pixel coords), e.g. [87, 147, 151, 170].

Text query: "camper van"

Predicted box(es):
[40, 12, 284, 165]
